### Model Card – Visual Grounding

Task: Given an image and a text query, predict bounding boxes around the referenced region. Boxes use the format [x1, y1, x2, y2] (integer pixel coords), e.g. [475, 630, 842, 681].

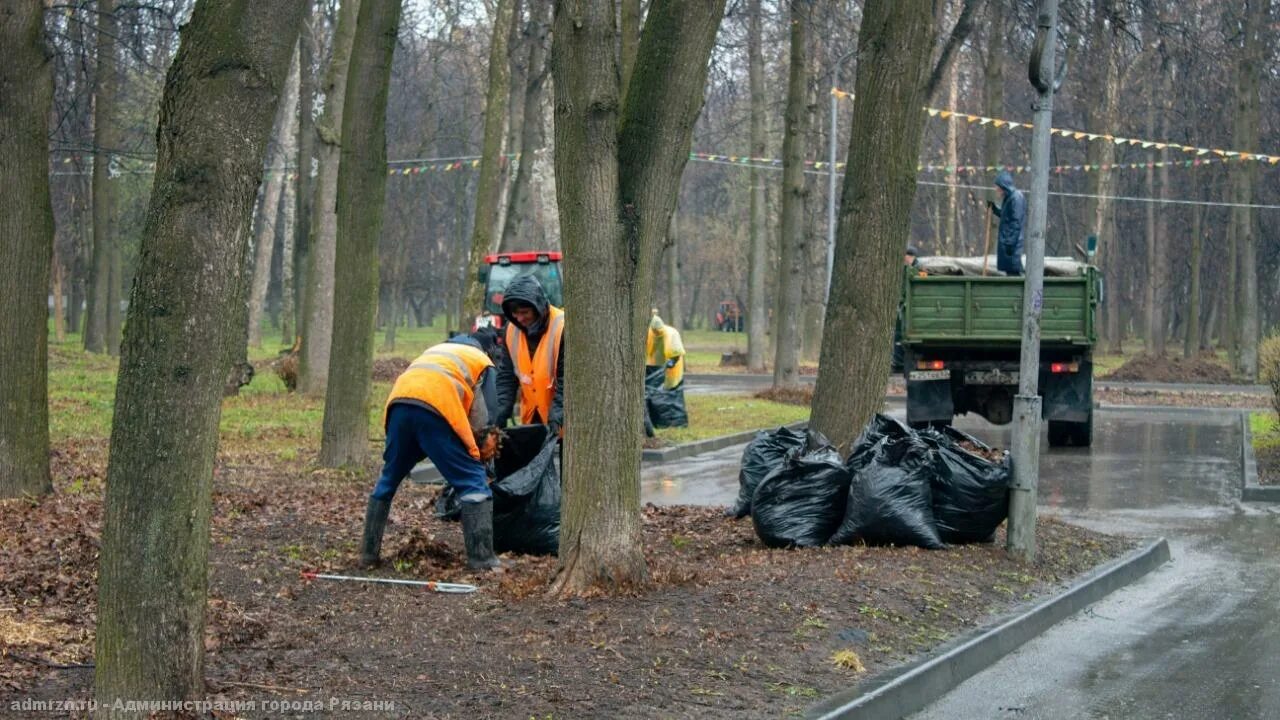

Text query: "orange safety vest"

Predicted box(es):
[505, 305, 565, 425]
[385, 343, 494, 460]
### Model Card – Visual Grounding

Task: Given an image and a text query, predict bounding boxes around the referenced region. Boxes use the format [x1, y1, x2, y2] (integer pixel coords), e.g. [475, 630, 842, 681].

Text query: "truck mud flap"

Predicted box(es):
[906, 378, 954, 424]
[1041, 362, 1093, 422]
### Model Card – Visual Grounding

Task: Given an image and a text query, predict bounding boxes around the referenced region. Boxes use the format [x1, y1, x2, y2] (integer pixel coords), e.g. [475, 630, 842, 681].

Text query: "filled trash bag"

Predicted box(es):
[750, 430, 851, 548]
[645, 366, 688, 428]
[491, 435, 561, 555]
[833, 431, 944, 549]
[920, 427, 1010, 544]
[435, 424, 549, 521]
[732, 426, 807, 518]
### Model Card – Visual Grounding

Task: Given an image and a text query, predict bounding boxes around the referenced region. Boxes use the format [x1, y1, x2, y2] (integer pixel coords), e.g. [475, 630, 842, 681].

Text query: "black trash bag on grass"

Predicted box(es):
[833, 431, 944, 549]
[750, 430, 851, 548]
[645, 366, 688, 428]
[732, 426, 807, 518]
[920, 427, 1010, 544]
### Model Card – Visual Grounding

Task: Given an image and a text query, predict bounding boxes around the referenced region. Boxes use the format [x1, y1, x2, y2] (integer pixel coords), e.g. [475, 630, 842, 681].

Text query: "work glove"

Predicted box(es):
[664, 358, 678, 369]
[986, 200, 999, 215]
[547, 420, 562, 439]
[477, 426, 504, 462]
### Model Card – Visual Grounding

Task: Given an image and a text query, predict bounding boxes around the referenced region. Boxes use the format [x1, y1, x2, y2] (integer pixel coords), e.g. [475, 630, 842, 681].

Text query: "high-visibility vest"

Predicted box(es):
[385, 343, 494, 460]
[645, 325, 685, 389]
[505, 306, 564, 425]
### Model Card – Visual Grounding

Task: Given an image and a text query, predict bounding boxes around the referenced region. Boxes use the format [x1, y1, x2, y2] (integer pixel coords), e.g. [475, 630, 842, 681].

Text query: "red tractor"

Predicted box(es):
[473, 251, 564, 332]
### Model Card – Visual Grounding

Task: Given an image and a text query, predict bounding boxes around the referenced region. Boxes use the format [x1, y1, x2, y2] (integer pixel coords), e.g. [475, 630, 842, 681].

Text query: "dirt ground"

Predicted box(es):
[1094, 387, 1271, 410]
[2, 447, 1132, 719]
[1256, 445, 1280, 485]
[1102, 353, 1242, 384]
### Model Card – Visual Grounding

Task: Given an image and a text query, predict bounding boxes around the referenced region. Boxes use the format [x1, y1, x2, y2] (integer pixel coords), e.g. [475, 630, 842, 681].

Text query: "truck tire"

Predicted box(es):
[1047, 415, 1092, 448]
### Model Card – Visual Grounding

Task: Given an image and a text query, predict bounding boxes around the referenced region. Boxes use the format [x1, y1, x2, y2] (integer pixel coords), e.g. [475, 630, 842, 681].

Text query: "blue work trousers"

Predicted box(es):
[371, 403, 491, 503]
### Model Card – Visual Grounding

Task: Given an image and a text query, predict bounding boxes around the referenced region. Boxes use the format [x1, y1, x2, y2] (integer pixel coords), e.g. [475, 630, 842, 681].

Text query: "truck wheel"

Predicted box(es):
[1048, 416, 1093, 448]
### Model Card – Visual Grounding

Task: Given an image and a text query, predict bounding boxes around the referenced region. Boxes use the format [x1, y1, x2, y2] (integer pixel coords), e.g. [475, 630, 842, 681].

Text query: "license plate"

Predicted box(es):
[965, 369, 1019, 385]
[908, 370, 950, 381]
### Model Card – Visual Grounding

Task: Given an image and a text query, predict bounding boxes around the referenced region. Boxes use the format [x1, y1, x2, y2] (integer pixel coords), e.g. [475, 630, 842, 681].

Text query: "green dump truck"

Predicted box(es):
[899, 257, 1100, 447]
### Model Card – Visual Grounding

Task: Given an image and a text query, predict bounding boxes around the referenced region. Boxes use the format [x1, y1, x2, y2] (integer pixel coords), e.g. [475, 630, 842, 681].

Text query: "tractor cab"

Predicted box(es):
[474, 251, 564, 331]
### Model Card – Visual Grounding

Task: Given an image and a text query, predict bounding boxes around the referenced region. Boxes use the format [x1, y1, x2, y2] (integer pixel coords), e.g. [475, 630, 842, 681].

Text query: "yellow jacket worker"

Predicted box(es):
[646, 311, 685, 389]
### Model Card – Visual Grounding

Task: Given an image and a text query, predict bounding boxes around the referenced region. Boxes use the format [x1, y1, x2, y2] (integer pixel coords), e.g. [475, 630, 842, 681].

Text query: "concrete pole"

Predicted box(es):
[1007, 0, 1058, 563]
[826, 78, 838, 301]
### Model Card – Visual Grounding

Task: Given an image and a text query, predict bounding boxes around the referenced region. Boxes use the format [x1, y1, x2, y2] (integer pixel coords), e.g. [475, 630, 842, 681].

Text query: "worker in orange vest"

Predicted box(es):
[360, 331, 504, 571]
[494, 275, 564, 436]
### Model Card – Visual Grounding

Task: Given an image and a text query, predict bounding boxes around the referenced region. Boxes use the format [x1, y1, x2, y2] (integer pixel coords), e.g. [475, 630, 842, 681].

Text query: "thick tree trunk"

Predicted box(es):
[278, 47, 302, 346]
[620, 0, 641, 100]
[0, 2, 55, 499]
[460, 0, 516, 323]
[810, 0, 935, 451]
[85, 0, 117, 355]
[771, 0, 810, 390]
[1142, 92, 1160, 355]
[299, 0, 360, 396]
[499, 0, 551, 252]
[494, 0, 526, 246]
[93, 0, 305, 707]
[1083, 0, 1122, 353]
[293, 10, 318, 343]
[318, 0, 402, 468]
[1233, 0, 1266, 379]
[549, 0, 725, 595]
[248, 48, 300, 348]
[745, 0, 769, 372]
[1225, 208, 1238, 359]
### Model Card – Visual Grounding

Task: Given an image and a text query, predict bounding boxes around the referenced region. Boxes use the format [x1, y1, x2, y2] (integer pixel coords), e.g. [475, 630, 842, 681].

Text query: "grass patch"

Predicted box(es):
[1250, 412, 1280, 451]
[655, 394, 808, 445]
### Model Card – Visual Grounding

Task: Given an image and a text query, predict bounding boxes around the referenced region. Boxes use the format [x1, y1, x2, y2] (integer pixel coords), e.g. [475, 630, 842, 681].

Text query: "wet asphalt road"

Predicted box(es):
[639, 407, 1280, 720]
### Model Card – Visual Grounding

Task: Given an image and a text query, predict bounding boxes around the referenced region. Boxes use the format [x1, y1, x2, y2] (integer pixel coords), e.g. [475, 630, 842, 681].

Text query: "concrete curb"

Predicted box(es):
[640, 421, 808, 463]
[1240, 412, 1280, 502]
[805, 537, 1172, 720]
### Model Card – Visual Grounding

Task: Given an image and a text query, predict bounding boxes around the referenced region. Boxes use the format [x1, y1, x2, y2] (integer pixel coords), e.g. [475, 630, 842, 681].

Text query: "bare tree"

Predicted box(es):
[745, 0, 769, 371]
[0, 0, 55, 499]
[810, 0, 937, 450]
[499, 0, 552, 251]
[84, 0, 118, 355]
[94, 0, 306, 705]
[550, 0, 726, 594]
[318, 0, 403, 467]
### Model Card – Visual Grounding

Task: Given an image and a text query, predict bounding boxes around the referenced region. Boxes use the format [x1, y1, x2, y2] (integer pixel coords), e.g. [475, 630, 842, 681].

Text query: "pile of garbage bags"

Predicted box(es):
[436, 424, 561, 556]
[735, 415, 1010, 549]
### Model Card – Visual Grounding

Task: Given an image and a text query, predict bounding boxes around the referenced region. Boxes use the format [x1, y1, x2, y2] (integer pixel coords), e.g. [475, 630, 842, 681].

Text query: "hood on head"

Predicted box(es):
[994, 170, 1016, 193]
[650, 310, 665, 332]
[501, 275, 550, 331]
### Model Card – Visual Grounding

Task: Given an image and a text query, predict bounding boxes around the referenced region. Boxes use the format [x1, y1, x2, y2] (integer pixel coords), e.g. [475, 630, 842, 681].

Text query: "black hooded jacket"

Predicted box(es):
[494, 275, 564, 428]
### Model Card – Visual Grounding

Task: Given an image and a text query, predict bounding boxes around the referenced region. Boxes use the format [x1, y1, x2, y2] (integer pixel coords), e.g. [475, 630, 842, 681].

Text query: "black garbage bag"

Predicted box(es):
[732, 426, 806, 518]
[921, 427, 1010, 544]
[434, 424, 551, 524]
[491, 435, 561, 555]
[847, 413, 913, 467]
[833, 432, 944, 549]
[645, 366, 689, 428]
[750, 430, 851, 548]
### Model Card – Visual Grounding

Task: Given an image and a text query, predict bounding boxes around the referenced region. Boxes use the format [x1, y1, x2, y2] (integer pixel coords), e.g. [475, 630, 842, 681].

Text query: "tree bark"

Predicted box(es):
[294, 8, 319, 344]
[53, 255, 66, 343]
[248, 47, 300, 349]
[771, 0, 810, 390]
[549, 0, 725, 595]
[810, 0, 935, 451]
[318, 0, 402, 468]
[1233, 0, 1265, 379]
[1142, 87, 1160, 355]
[299, 0, 361, 396]
[745, 0, 769, 372]
[460, 0, 516, 323]
[981, 0, 1003, 267]
[93, 0, 305, 707]
[1185, 198, 1203, 359]
[944, 64, 960, 255]
[84, 0, 117, 355]
[620, 0, 641, 100]
[0, 1, 55, 499]
[666, 211, 682, 328]
[499, 0, 551, 252]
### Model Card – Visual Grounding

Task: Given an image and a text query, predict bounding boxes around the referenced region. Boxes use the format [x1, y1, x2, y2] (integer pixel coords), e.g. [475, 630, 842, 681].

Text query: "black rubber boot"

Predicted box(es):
[359, 496, 391, 569]
[461, 499, 501, 571]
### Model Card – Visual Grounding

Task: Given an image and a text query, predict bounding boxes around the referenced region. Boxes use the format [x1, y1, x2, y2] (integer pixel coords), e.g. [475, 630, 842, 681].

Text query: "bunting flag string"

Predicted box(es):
[830, 86, 1280, 166]
[686, 151, 1256, 176]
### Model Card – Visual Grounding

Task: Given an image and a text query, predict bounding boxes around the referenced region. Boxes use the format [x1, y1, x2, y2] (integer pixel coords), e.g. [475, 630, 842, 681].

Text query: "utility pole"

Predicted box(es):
[1008, 0, 1059, 562]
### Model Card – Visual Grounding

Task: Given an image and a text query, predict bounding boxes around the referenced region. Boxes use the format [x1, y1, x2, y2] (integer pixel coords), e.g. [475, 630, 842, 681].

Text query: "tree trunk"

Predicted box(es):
[810, 0, 935, 451]
[106, 221, 122, 356]
[981, 0, 1003, 266]
[318, 0, 402, 468]
[1142, 91, 1159, 355]
[278, 46, 302, 347]
[745, 0, 769, 372]
[771, 0, 810, 390]
[53, 255, 66, 343]
[93, 0, 305, 707]
[549, 0, 725, 595]
[1083, 0, 1121, 353]
[499, 0, 551, 252]
[460, 0, 516, 323]
[1233, 0, 1266, 379]
[0, 1, 55, 499]
[666, 211, 682, 328]
[1225, 216, 1238, 358]
[945, 64, 959, 255]
[294, 8, 319, 343]
[84, 0, 117, 355]
[299, 0, 361, 396]
[1185, 199, 1203, 359]
[248, 47, 300, 349]
[620, 0, 641, 100]
[494, 0, 526, 246]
